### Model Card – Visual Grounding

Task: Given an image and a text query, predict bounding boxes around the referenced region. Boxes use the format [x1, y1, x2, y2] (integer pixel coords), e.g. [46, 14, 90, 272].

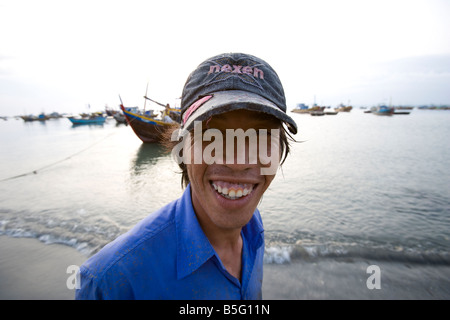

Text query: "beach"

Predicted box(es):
[1, 235, 449, 300]
[0, 236, 86, 300]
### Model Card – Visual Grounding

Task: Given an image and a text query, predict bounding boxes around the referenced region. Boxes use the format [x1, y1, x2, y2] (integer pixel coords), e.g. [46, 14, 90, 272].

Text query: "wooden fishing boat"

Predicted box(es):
[336, 105, 353, 112]
[292, 105, 326, 114]
[120, 105, 177, 143]
[21, 113, 50, 122]
[310, 110, 325, 116]
[291, 103, 310, 114]
[309, 106, 325, 116]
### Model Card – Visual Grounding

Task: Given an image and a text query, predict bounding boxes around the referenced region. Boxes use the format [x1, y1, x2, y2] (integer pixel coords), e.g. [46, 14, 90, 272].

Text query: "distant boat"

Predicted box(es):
[292, 108, 311, 114]
[291, 103, 310, 114]
[292, 105, 326, 114]
[371, 105, 395, 115]
[48, 112, 63, 119]
[393, 107, 412, 115]
[310, 110, 325, 116]
[21, 113, 49, 122]
[120, 104, 179, 143]
[324, 107, 338, 115]
[395, 106, 414, 110]
[336, 104, 352, 112]
[113, 112, 127, 124]
[68, 113, 106, 125]
[309, 106, 325, 116]
[393, 111, 411, 115]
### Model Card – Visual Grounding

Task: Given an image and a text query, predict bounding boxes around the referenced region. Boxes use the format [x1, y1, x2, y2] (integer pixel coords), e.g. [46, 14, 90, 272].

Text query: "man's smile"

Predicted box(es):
[210, 180, 255, 200]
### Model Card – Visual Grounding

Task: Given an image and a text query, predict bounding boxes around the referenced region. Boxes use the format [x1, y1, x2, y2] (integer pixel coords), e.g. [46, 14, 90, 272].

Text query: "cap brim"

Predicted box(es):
[181, 90, 298, 136]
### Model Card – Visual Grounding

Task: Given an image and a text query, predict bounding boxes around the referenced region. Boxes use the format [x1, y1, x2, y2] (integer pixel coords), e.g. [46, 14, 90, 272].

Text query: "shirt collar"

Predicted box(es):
[175, 184, 265, 280]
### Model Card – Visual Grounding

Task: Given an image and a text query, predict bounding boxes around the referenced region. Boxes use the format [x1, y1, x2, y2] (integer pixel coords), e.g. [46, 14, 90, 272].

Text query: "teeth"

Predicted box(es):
[211, 181, 254, 200]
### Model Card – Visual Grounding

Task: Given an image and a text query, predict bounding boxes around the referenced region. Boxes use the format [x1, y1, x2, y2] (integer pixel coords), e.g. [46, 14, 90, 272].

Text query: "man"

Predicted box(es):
[76, 53, 297, 300]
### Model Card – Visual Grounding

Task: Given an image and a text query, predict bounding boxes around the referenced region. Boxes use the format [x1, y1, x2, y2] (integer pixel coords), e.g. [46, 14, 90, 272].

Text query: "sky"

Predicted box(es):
[1, 0, 450, 116]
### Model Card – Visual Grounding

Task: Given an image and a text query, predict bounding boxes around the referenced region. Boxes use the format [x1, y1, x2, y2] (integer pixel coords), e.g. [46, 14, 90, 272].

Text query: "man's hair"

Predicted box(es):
[161, 119, 295, 188]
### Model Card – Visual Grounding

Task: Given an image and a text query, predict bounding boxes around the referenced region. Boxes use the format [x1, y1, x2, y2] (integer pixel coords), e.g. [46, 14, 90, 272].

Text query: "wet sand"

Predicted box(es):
[1, 235, 450, 300]
[263, 259, 450, 299]
[0, 236, 87, 300]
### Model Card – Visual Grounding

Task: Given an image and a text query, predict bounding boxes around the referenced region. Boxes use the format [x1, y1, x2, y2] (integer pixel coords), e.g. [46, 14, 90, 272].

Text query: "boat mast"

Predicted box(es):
[144, 82, 149, 113]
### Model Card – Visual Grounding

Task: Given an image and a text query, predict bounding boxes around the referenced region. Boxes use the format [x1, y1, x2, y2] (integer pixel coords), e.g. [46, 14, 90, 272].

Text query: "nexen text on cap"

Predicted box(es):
[179, 53, 298, 136]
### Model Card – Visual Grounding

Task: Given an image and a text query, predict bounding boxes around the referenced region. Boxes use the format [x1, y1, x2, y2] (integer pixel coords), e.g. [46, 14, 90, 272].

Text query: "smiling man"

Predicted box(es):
[76, 53, 297, 300]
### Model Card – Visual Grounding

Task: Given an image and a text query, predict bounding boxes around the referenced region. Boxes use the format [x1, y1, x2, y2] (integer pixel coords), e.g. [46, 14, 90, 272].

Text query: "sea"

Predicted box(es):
[1, 109, 450, 298]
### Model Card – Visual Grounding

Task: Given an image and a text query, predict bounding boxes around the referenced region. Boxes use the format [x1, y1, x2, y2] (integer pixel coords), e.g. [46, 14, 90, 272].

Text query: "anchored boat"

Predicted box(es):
[120, 97, 180, 143]
[371, 105, 395, 115]
[68, 112, 106, 125]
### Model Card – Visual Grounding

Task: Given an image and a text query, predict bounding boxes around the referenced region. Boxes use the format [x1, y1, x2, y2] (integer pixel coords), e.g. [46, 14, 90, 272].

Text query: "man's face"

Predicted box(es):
[187, 109, 281, 231]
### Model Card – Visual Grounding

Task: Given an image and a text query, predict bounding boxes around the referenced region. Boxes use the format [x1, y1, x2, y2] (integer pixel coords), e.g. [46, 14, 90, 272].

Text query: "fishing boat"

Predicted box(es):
[310, 110, 325, 116]
[393, 110, 411, 115]
[291, 103, 310, 114]
[393, 106, 412, 115]
[120, 105, 177, 143]
[291, 108, 311, 114]
[119, 82, 181, 143]
[336, 104, 353, 112]
[324, 107, 338, 115]
[68, 113, 106, 124]
[113, 111, 127, 124]
[309, 106, 325, 116]
[21, 113, 50, 122]
[371, 105, 395, 115]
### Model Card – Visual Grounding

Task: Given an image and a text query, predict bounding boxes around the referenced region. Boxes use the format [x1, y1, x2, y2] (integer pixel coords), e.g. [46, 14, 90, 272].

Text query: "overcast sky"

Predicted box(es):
[1, 0, 450, 116]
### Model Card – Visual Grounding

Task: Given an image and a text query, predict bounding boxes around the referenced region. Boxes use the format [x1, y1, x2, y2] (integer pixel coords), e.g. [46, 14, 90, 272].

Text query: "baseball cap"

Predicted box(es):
[179, 53, 298, 136]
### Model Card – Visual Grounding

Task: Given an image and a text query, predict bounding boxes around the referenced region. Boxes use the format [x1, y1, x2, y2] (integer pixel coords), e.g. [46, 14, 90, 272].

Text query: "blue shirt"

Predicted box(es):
[75, 184, 265, 300]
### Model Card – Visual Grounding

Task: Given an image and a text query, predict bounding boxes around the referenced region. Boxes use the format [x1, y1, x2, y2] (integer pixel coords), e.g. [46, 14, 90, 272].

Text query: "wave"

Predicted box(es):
[0, 227, 96, 256]
[2, 215, 450, 266]
[0, 218, 110, 256]
[264, 243, 450, 266]
[0, 209, 130, 256]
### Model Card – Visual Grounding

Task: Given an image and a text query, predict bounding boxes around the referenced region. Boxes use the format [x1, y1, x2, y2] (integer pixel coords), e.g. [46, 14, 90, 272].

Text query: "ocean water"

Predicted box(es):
[1, 110, 450, 269]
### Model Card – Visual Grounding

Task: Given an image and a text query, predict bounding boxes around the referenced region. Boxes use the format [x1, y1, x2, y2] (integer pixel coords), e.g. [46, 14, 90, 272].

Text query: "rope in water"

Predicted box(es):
[0, 131, 117, 182]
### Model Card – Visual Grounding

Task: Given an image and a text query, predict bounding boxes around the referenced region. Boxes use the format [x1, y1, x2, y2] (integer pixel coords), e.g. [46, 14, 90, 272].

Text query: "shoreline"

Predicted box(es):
[1, 235, 449, 300]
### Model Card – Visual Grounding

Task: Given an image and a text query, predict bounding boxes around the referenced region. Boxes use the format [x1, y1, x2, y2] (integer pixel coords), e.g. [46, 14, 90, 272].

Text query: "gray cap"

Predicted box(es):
[179, 53, 297, 135]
